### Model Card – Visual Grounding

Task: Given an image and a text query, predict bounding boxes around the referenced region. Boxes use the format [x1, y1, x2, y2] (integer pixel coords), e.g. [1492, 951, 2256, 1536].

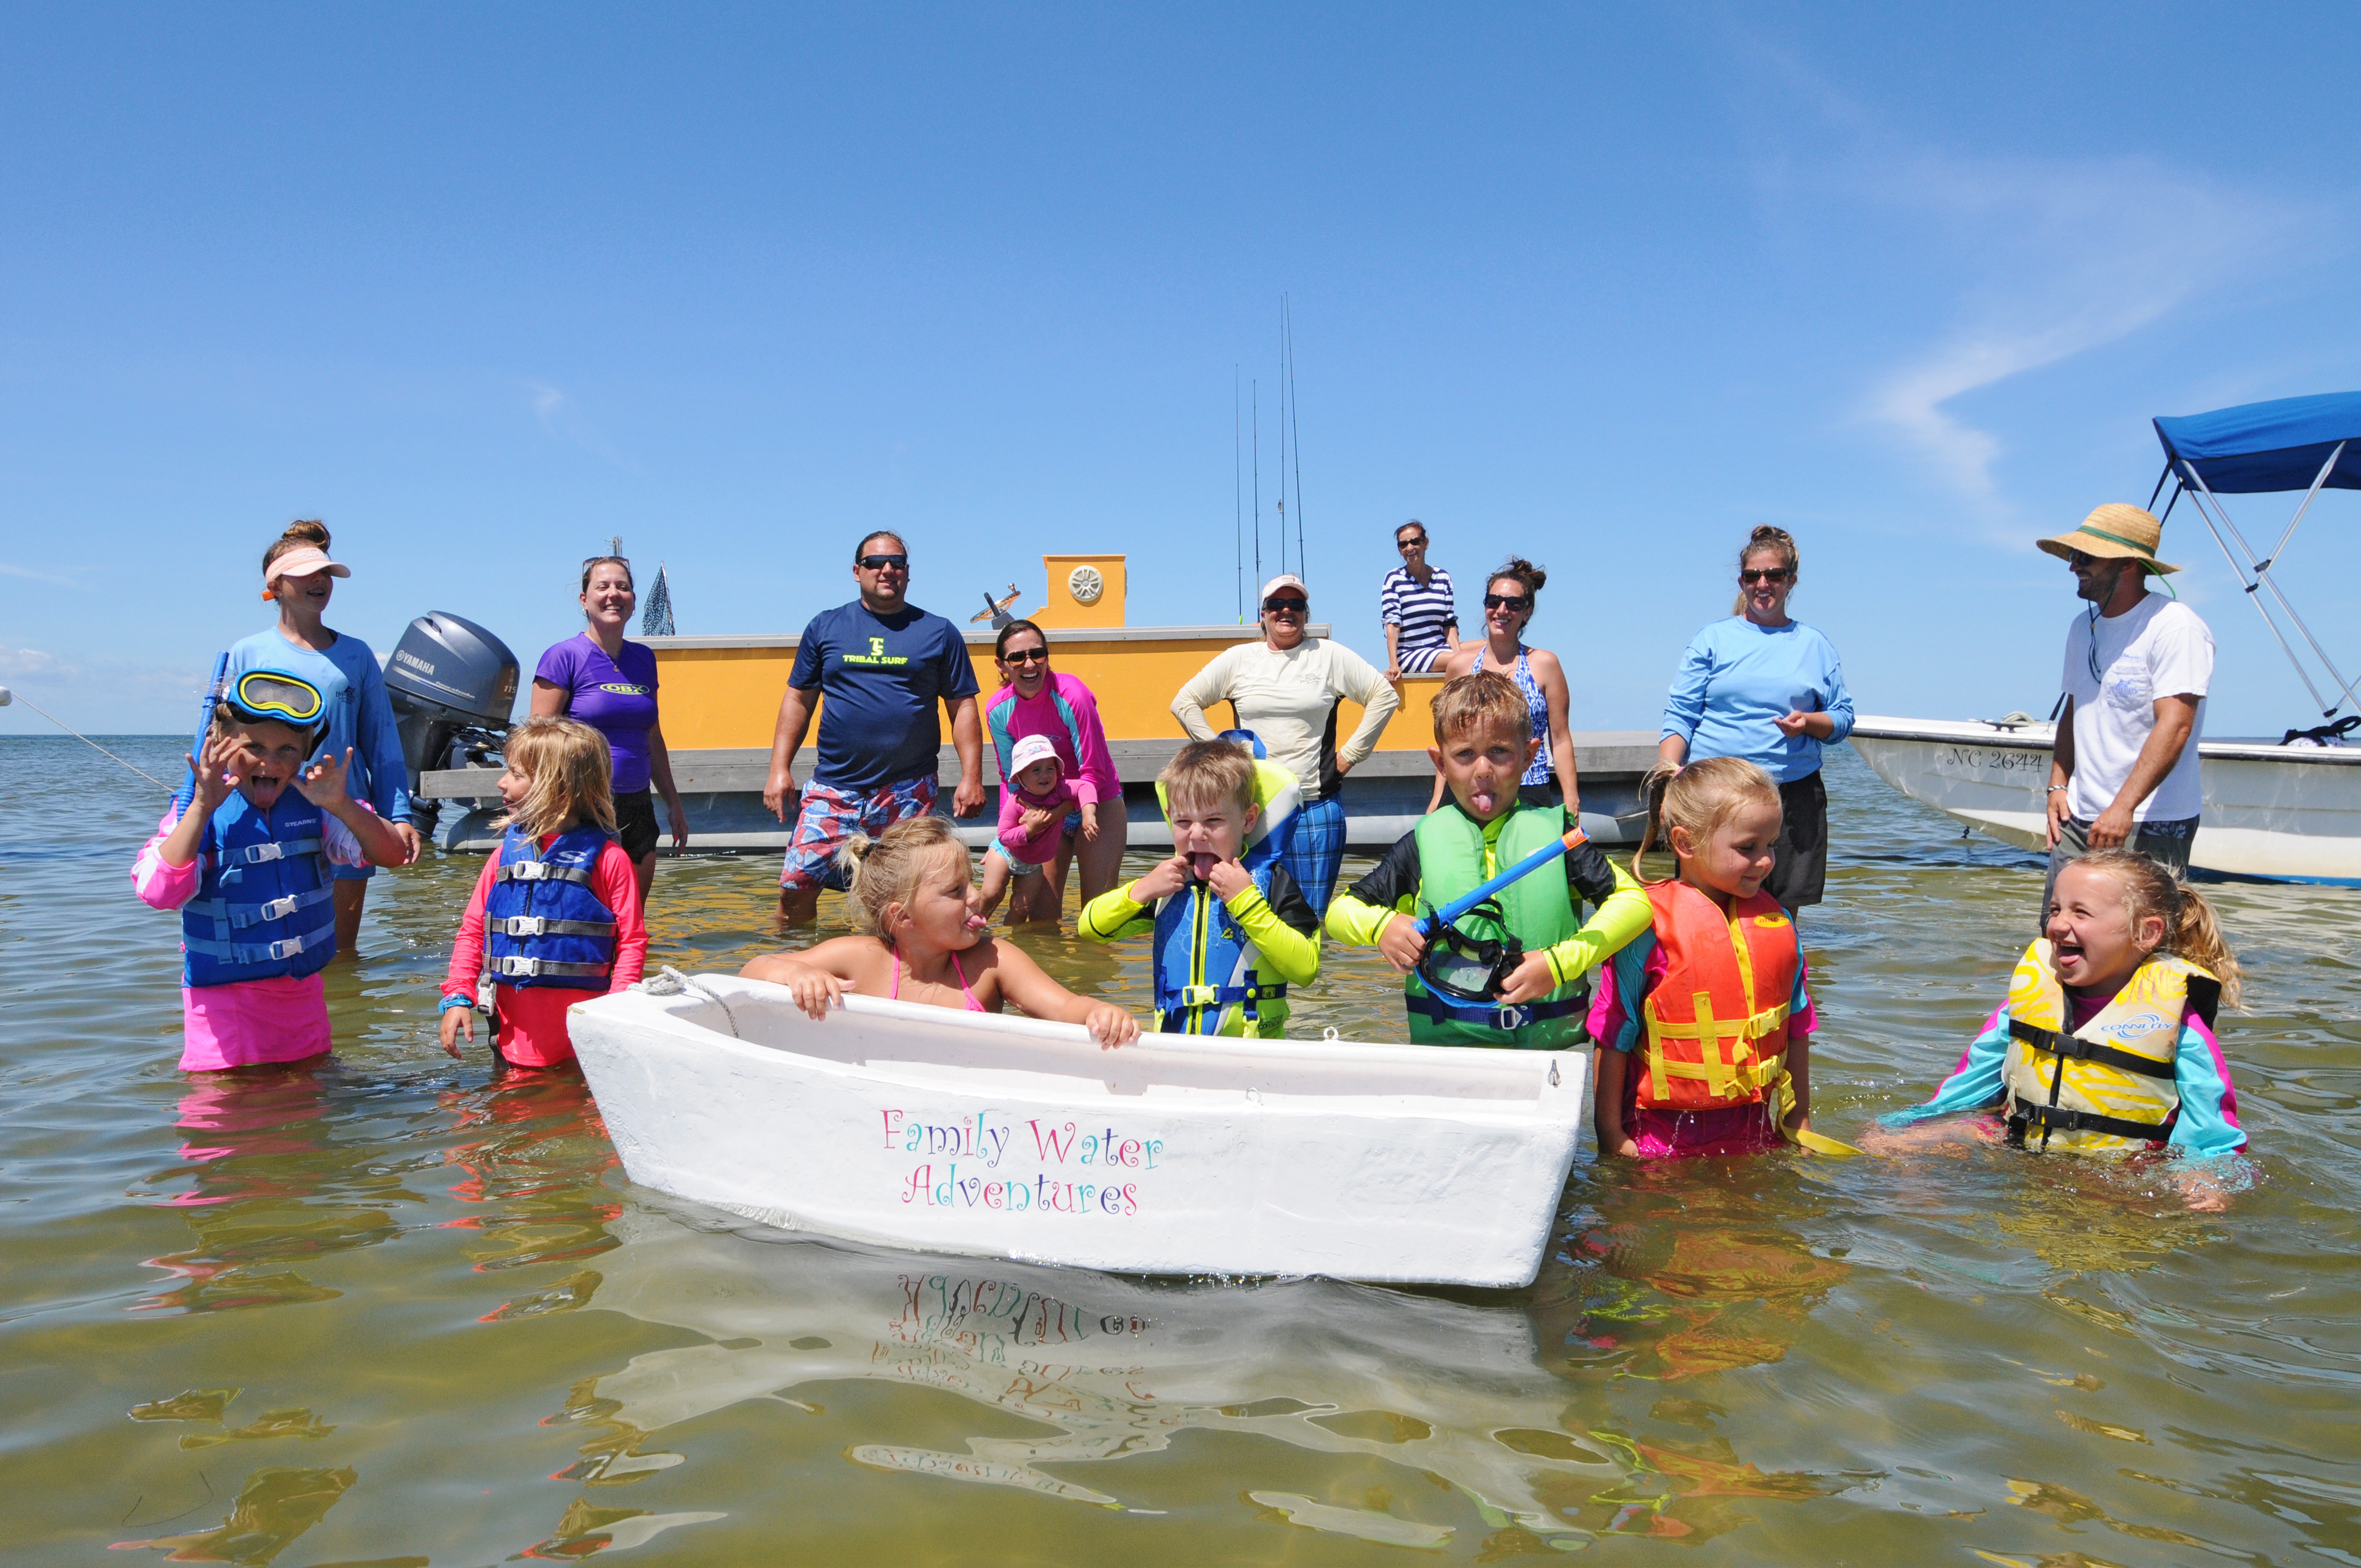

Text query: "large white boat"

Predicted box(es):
[1850, 715, 2361, 884]
[567, 972, 1588, 1287]
[1855, 391, 2361, 885]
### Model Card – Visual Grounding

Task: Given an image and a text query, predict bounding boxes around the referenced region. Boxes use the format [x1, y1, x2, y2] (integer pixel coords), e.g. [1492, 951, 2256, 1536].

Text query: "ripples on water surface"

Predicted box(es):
[3, 736, 2357, 1564]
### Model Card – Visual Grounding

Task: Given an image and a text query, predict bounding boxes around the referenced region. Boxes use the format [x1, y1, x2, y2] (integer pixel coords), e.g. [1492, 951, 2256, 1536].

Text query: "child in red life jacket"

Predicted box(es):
[1588, 757, 1829, 1158]
[440, 717, 648, 1068]
[133, 668, 410, 1070]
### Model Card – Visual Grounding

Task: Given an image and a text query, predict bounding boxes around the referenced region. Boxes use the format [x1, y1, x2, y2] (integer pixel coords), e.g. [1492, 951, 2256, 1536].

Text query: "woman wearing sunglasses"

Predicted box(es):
[980, 619, 1126, 922]
[1171, 573, 1400, 916]
[222, 519, 420, 956]
[1429, 558, 1576, 813]
[1656, 525, 1853, 913]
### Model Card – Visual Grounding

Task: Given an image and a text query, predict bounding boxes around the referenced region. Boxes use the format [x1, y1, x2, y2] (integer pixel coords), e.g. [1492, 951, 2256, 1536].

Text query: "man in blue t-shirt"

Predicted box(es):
[763, 530, 985, 919]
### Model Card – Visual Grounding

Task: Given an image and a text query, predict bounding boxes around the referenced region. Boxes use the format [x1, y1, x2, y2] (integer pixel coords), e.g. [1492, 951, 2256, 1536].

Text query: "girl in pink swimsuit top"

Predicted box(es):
[736, 818, 1144, 1047]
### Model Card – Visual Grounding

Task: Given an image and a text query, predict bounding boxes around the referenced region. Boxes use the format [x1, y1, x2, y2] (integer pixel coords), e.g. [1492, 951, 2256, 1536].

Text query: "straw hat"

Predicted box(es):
[2037, 504, 2179, 575]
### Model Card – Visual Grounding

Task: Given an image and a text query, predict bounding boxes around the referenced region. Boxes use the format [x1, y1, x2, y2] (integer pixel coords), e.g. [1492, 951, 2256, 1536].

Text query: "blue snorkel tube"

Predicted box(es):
[170, 651, 232, 815]
[1416, 826, 1589, 939]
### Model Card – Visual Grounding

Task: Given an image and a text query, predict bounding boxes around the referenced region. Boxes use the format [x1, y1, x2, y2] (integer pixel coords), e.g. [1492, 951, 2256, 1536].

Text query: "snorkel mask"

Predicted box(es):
[220, 668, 328, 753]
[1415, 898, 1527, 1006]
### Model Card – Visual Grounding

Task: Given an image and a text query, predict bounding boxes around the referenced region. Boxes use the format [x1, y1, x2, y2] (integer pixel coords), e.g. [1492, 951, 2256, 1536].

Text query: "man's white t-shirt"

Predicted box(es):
[2060, 591, 2213, 823]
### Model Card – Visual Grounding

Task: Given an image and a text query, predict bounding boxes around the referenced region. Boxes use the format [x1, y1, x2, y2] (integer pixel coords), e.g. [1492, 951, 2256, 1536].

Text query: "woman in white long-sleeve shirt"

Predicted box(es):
[1171, 573, 1400, 914]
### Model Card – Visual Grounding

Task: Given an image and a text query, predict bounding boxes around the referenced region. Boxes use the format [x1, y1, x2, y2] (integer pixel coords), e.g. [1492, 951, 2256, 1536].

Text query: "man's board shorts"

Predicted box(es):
[993, 809, 1082, 876]
[781, 774, 940, 891]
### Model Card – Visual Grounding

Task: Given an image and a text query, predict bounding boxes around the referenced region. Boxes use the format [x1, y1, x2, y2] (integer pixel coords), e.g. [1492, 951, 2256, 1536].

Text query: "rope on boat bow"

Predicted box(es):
[642, 966, 742, 1038]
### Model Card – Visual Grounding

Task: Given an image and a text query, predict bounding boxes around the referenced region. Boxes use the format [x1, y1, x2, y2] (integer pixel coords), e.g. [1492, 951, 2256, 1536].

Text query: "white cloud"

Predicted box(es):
[0, 562, 74, 586]
[1859, 155, 2299, 503]
[0, 644, 69, 676]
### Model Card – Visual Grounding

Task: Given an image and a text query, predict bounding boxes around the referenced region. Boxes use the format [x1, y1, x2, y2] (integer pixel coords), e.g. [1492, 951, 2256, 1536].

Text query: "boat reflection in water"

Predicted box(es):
[561, 1208, 1626, 1550]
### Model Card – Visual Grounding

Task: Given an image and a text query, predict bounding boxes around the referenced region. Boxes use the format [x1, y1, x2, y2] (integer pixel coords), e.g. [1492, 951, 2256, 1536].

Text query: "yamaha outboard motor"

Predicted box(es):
[384, 612, 518, 834]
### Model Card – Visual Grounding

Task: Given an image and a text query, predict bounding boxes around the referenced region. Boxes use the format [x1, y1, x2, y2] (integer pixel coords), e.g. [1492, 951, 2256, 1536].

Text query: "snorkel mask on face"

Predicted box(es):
[220, 669, 328, 753]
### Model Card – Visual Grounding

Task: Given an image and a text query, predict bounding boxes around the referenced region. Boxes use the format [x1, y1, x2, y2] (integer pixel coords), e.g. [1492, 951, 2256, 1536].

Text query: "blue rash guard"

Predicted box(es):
[1660, 617, 1853, 785]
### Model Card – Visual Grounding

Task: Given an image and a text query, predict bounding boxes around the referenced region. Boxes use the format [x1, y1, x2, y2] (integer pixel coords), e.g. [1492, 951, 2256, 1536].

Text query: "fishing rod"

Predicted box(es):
[0, 683, 173, 792]
[1233, 367, 1244, 623]
[1285, 295, 1306, 581]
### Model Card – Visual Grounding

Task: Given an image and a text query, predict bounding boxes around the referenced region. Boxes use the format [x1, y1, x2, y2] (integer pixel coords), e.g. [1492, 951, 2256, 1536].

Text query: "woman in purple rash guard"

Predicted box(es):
[530, 554, 689, 908]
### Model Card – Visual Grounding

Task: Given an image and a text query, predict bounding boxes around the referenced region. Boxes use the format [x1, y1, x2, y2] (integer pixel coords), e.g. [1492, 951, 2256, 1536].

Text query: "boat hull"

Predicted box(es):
[567, 976, 1588, 1287]
[1850, 715, 2361, 884]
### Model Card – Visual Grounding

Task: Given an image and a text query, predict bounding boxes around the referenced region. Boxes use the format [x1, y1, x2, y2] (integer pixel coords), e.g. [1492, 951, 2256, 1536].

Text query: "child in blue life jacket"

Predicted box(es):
[1590, 757, 1832, 1158]
[132, 667, 409, 1071]
[1326, 672, 1650, 1049]
[1078, 738, 1321, 1037]
[1873, 849, 2246, 1205]
[440, 717, 649, 1069]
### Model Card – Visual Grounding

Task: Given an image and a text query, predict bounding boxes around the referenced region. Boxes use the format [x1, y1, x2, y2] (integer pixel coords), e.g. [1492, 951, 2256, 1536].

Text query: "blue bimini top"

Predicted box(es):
[2155, 391, 2361, 495]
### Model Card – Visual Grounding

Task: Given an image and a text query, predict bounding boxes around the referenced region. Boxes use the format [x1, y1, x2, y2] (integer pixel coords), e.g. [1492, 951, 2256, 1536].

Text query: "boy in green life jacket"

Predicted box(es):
[1328, 671, 1651, 1047]
[1079, 739, 1321, 1037]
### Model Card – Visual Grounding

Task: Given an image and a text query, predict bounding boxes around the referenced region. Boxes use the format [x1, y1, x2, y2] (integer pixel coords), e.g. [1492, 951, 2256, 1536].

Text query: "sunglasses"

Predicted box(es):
[1739, 568, 1791, 585]
[1002, 646, 1049, 665]
[1396, 536, 1427, 551]
[1263, 596, 1308, 613]
[1482, 593, 1530, 611]
[856, 554, 909, 570]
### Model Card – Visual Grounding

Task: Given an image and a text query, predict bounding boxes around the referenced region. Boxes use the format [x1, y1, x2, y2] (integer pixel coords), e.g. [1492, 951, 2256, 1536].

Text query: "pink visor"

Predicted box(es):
[266, 546, 351, 587]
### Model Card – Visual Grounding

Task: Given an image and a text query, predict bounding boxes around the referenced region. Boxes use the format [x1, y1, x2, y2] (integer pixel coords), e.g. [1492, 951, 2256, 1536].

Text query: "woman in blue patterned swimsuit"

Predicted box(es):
[1429, 558, 1578, 812]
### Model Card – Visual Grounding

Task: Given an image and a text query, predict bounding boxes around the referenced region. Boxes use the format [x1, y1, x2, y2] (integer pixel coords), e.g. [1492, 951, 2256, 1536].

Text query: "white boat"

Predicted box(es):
[566, 972, 1588, 1287]
[1854, 391, 2361, 885]
[1850, 715, 2361, 884]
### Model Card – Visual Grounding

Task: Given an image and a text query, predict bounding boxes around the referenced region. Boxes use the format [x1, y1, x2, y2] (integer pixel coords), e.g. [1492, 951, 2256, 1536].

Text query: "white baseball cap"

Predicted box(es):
[1009, 733, 1062, 776]
[1259, 574, 1309, 606]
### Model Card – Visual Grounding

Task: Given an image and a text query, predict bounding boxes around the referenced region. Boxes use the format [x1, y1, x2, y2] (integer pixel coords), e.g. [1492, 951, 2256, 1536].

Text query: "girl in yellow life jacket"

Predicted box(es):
[1590, 758, 1827, 1159]
[1878, 851, 2247, 1188]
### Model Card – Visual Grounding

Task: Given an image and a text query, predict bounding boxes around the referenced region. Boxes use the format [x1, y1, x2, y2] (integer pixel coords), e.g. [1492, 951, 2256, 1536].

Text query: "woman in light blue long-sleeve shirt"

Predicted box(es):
[1656, 526, 1853, 910]
[224, 520, 419, 955]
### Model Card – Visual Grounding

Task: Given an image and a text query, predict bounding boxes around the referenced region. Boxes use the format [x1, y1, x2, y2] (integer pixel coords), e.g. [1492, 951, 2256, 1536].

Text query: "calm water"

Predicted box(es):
[4, 734, 2358, 1565]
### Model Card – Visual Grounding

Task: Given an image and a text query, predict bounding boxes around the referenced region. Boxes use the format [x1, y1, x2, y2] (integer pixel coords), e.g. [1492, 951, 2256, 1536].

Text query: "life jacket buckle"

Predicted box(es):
[493, 955, 542, 977]
[503, 916, 548, 937]
[1178, 983, 1220, 1008]
[258, 894, 298, 921]
[264, 935, 308, 961]
[247, 842, 286, 863]
[1494, 1003, 1530, 1031]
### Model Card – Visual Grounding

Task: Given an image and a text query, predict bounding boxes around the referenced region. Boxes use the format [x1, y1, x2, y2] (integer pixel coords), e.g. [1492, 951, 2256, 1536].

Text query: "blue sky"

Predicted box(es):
[3, 3, 2356, 738]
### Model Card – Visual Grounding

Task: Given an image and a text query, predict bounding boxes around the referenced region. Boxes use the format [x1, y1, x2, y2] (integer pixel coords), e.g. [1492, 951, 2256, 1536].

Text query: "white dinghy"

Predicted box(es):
[567, 972, 1587, 1288]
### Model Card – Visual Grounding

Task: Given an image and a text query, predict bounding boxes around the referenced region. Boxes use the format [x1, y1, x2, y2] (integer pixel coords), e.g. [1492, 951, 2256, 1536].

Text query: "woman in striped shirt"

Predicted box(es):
[1379, 520, 1461, 678]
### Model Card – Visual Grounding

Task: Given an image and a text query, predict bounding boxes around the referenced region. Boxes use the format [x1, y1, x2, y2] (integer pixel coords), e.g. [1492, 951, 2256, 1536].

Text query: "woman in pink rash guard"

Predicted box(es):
[981, 620, 1125, 922]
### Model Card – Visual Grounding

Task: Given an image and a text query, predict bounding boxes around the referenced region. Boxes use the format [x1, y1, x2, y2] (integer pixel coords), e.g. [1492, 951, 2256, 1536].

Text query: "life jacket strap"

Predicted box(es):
[486, 915, 617, 939]
[220, 837, 324, 866]
[2006, 1019, 2175, 1080]
[1407, 990, 1585, 1033]
[494, 861, 597, 886]
[182, 928, 331, 963]
[487, 955, 610, 979]
[186, 884, 337, 932]
[1164, 981, 1287, 1010]
[2007, 1095, 2173, 1145]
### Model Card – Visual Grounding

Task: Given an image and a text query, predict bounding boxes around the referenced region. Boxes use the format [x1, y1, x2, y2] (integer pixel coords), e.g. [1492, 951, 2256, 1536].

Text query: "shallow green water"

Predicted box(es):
[4, 734, 2358, 1565]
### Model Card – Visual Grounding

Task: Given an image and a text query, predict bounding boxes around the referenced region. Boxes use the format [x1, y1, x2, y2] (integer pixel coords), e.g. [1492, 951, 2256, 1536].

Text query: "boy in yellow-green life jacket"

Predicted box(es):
[1078, 738, 1321, 1037]
[1326, 671, 1652, 1047]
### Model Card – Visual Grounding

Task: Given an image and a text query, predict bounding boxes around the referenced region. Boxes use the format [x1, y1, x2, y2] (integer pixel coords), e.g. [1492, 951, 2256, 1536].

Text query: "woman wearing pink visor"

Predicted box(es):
[223, 520, 420, 954]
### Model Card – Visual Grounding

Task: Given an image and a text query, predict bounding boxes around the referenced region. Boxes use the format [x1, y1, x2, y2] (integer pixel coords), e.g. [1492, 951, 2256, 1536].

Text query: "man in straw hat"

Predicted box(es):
[2037, 503, 2214, 914]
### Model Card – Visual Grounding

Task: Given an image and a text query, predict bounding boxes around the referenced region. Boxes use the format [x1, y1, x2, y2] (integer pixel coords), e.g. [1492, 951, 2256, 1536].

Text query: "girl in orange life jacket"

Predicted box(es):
[440, 717, 649, 1069]
[1588, 757, 1827, 1158]
[1873, 851, 2246, 1208]
[742, 815, 1140, 1048]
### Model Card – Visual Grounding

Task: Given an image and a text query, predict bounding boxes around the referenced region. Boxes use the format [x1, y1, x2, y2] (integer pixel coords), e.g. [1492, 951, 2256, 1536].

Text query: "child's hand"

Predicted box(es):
[1019, 805, 1058, 840]
[1376, 913, 1427, 973]
[1130, 856, 1189, 903]
[439, 1003, 474, 1058]
[781, 966, 845, 1021]
[187, 731, 242, 808]
[1084, 1003, 1139, 1049]
[295, 747, 356, 809]
[1601, 1127, 1640, 1158]
[1205, 857, 1252, 901]
[1080, 802, 1099, 842]
[1496, 949, 1559, 1004]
